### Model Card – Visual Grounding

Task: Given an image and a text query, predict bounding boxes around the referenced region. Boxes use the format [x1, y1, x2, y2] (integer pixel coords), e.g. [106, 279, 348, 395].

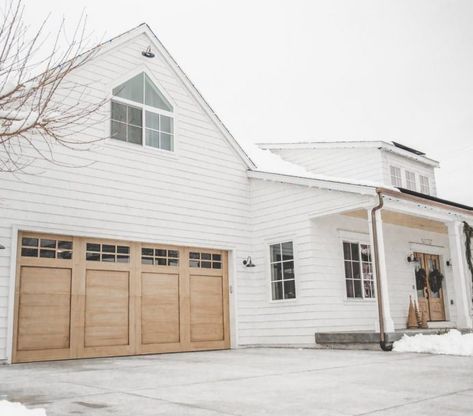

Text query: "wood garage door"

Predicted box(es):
[13, 232, 230, 363]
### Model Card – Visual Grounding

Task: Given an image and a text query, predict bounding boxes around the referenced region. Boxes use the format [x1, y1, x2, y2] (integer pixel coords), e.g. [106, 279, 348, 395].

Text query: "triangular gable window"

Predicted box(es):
[112, 72, 172, 112]
[111, 72, 174, 151]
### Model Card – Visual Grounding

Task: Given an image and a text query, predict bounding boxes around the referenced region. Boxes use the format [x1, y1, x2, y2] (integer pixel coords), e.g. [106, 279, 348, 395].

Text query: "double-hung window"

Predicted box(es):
[111, 72, 174, 151]
[419, 175, 430, 195]
[390, 166, 402, 187]
[270, 241, 296, 300]
[343, 241, 375, 299]
[405, 171, 416, 191]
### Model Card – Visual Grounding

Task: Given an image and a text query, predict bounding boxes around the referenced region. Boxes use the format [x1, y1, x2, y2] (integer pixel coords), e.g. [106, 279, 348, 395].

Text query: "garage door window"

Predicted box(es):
[189, 252, 222, 269]
[86, 243, 130, 263]
[21, 237, 73, 259]
[141, 247, 179, 266]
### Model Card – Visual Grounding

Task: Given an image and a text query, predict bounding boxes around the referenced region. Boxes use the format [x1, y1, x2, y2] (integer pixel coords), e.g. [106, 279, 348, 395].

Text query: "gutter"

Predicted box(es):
[371, 189, 393, 351]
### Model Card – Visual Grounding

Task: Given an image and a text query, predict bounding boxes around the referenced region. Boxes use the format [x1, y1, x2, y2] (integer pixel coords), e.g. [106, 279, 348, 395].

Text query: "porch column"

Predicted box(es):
[368, 208, 395, 333]
[447, 221, 473, 329]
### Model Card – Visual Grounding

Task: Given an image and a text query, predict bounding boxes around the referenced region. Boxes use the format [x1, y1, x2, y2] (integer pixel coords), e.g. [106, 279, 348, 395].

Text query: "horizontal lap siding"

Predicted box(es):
[271, 148, 385, 183]
[243, 180, 456, 345]
[382, 224, 454, 328]
[239, 179, 374, 346]
[0, 32, 252, 360]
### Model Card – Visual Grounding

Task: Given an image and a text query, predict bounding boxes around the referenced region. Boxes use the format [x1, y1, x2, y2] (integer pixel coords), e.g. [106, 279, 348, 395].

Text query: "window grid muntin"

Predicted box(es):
[405, 171, 416, 191]
[111, 101, 143, 144]
[111, 73, 174, 152]
[189, 252, 222, 269]
[390, 166, 402, 187]
[86, 243, 130, 263]
[21, 237, 73, 259]
[420, 175, 430, 195]
[343, 241, 374, 299]
[270, 242, 296, 301]
[141, 247, 179, 266]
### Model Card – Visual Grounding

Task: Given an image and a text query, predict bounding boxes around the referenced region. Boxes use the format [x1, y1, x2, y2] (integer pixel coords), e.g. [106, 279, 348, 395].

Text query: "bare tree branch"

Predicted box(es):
[0, 0, 107, 172]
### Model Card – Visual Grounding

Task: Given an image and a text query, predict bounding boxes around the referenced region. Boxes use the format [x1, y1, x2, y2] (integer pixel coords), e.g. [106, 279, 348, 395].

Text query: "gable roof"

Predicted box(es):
[257, 140, 439, 167]
[79, 25, 447, 197]
[88, 23, 256, 169]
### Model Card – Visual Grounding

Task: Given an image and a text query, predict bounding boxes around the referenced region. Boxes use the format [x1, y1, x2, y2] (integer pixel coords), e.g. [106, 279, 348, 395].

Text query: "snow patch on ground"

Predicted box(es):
[0, 400, 46, 416]
[393, 329, 473, 356]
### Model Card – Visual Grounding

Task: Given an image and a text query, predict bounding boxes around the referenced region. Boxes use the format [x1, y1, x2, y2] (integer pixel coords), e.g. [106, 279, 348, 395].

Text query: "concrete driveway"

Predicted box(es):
[1, 348, 473, 416]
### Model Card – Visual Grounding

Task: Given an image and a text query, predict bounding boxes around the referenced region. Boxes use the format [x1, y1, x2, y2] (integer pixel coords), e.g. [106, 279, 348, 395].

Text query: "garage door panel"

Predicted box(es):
[190, 275, 224, 342]
[141, 272, 180, 345]
[14, 233, 229, 362]
[17, 267, 71, 352]
[85, 270, 130, 348]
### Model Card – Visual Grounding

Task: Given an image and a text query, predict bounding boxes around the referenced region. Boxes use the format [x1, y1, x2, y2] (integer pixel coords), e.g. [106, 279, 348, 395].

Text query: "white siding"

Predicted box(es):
[240, 179, 457, 346]
[382, 151, 437, 195]
[269, 147, 385, 183]
[0, 32, 253, 360]
[382, 224, 455, 328]
[240, 179, 375, 345]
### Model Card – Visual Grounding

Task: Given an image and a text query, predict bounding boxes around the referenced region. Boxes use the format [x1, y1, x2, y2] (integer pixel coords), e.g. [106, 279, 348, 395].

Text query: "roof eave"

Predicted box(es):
[248, 170, 379, 196]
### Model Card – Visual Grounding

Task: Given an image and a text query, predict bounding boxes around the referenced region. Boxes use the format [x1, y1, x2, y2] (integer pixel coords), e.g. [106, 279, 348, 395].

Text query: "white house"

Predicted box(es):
[1, 24, 472, 363]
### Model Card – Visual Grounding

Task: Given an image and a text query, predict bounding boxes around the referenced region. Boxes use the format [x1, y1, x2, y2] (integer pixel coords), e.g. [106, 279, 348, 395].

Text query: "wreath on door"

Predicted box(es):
[415, 268, 426, 289]
[428, 269, 444, 293]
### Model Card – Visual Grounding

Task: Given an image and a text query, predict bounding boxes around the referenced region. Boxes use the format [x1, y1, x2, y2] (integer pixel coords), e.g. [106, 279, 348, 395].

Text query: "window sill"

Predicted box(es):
[269, 298, 298, 305]
[343, 298, 377, 304]
[101, 138, 179, 161]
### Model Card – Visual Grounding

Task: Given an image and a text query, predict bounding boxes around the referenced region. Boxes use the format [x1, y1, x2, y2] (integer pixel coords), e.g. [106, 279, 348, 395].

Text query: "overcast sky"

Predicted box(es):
[22, 0, 473, 205]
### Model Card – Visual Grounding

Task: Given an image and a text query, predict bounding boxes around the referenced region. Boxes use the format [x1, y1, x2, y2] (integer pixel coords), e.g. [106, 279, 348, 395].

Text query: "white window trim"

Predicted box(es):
[390, 165, 402, 188]
[338, 230, 376, 303]
[405, 170, 417, 191]
[105, 67, 178, 157]
[419, 175, 430, 195]
[265, 237, 299, 303]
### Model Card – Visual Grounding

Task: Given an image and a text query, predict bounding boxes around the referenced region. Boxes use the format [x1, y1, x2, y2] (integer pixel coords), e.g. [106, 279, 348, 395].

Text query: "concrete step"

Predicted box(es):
[315, 327, 466, 347]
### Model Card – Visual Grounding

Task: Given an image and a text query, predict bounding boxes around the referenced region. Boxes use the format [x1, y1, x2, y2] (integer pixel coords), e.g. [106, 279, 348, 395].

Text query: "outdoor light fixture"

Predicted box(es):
[242, 256, 255, 268]
[142, 46, 155, 58]
[446, 259, 452, 267]
[0, 243, 4, 250]
[407, 253, 419, 263]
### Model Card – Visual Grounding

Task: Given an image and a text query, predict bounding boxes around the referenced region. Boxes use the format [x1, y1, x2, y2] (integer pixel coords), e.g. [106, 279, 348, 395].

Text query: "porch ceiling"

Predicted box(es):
[343, 209, 448, 234]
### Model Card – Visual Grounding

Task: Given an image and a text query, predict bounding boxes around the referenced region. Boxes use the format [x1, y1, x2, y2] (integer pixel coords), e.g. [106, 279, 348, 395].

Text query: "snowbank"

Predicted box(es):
[393, 329, 473, 356]
[0, 400, 46, 416]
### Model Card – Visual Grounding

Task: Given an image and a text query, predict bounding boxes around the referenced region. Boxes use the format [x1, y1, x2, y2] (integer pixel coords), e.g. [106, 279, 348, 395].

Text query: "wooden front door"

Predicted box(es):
[414, 252, 446, 321]
[13, 232, 230, 363]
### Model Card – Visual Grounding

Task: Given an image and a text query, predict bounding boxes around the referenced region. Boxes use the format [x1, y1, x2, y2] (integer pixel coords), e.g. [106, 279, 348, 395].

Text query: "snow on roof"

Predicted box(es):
[239, 139, 391, 190]
[257, 140, 439, 167]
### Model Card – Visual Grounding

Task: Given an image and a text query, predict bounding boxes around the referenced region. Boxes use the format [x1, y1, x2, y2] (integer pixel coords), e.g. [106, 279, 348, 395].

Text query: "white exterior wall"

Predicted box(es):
[382, 223, 455, 328]
[241, 179, 459, 346]
[381, 151, 437, 195]
[0, 31, 253, 360]
[241, 179, 376, 345]
[269, 147, 385, 183]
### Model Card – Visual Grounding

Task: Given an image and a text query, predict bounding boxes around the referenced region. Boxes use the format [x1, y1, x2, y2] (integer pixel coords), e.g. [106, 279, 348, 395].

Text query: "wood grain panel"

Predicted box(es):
[85, 270, 130, 347]
[17, 267, 71, 351]
[13, 232, 229, 362]
[141, 272, 179, 344]
[190, 275, 224, 342]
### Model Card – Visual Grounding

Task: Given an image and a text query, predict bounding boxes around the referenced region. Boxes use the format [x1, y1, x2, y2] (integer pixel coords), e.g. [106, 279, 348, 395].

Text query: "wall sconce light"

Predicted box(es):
[407, 253, 419, 263]
[0, 244, 4, 250]
[446, 260, 452, 267]
[242, 256, 255, 268]
[142, 46, 155, 58]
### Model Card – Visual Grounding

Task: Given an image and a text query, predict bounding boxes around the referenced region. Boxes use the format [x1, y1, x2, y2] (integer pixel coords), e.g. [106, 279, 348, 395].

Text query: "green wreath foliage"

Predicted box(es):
[464, 222, 473, 282]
